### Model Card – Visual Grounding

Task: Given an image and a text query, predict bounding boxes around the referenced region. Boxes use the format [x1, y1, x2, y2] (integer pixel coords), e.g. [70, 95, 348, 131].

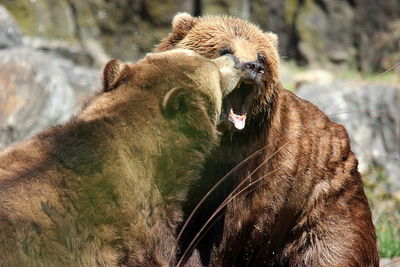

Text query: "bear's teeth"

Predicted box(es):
[228, 108, 246, 130]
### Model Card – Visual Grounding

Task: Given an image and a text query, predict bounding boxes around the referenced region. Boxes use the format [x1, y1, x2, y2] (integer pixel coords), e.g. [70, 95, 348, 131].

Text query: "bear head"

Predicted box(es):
[80, 49, 242, 154]
[156, 13, 281, 131]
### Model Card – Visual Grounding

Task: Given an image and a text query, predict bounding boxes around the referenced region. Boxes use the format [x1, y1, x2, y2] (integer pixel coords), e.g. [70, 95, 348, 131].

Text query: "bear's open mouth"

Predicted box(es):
[222, 80, 257, 130]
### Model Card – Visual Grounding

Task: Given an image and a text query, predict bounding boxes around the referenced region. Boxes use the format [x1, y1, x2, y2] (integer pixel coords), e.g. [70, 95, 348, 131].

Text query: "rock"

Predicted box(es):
[0, 5, 22, 49]
[0, 4, 100, 150]
[3, 0, 400, 71]
[250, 0, 400, 72]
[0, 48, 100, 150]
[353, 0, 400, 72]
[1, 0, 193, 66]
[296, 0, 355, 66]
[58, 60, 100, 101]
[293, 69, 334, 90]
[22, 36, 97, 67]
[297, 81, 400, 193]
[250, 0, 353, 66]
[380, 258, 400, 267]
[1, 1, 76, 42]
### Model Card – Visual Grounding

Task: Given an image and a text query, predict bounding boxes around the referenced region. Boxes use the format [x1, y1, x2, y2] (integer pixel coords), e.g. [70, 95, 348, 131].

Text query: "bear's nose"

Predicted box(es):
[241, 61, 264, 80]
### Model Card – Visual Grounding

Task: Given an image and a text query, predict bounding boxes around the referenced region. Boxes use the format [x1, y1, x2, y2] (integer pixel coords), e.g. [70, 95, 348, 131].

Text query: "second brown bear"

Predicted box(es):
[156, 13, 379, 267]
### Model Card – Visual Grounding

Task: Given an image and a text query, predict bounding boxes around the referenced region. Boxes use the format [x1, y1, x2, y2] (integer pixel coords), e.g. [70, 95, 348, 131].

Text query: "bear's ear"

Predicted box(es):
[172, 12, 198, 34]
[265, 32, 278, 48]
[162, 87, 192, 118]
[157, 13, 198, 51]
[102, 59, 130, 92]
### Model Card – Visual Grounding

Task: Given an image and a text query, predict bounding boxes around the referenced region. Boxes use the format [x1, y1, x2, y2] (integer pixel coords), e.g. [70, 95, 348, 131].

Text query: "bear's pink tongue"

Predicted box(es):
[228, 108, 246, 130]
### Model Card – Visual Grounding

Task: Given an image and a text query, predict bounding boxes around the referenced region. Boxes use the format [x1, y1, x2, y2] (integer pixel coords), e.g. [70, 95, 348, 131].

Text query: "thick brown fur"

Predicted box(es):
[156, 13, 379, 266]
[0, 49, 235, 266]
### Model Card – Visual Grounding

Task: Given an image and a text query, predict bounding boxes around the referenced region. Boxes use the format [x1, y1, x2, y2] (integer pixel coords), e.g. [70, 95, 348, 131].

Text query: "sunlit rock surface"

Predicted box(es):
[297, 81, 400, 194]
[0, 5, 22, 49]
[0, 48, 99, 150]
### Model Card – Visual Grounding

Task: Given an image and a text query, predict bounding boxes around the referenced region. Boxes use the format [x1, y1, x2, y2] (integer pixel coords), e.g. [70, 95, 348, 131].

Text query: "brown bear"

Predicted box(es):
[0, 49, 242, 266]
[156, 13, 379, 267]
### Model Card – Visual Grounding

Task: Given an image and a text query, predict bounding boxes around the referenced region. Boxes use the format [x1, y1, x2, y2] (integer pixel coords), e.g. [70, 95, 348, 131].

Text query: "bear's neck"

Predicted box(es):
[53, 110, 211, 226]
[180, 84, 281, 215]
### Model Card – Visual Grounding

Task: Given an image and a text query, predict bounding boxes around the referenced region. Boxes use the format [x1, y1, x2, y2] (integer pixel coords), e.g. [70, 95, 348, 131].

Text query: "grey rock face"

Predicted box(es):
[0, 5, 100, 150]
[3, 1, 400, 71]
[297, 81, 400, 193]
[0, 48, 100, 150]
[22, 36, 97, 67]
[0, 5, 22, 49]
[251, 0, 400, 72]
[0, 0, 192, 66]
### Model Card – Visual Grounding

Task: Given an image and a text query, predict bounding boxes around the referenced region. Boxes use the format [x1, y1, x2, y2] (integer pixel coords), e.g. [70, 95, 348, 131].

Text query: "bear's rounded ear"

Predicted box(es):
[102, 59, 130, 92]
[265, 32, 278, 48]
[172, 12, 198, 34]
[155, 13, 198, 51]
[162, 87, 191, 118]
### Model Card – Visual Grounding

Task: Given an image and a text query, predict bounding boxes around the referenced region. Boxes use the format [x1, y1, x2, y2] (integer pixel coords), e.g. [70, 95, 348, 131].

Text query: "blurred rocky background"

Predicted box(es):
[1, 0, 399, 71]
[0, 0, 399, 261]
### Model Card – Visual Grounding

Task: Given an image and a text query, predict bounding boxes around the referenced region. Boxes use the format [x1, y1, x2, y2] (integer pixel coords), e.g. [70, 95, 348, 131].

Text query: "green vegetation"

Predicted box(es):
[1, 0, 37, 35]
[2, 0, 77, 41]
[364, 167, 400, 258]
[376, 214, 400, 258]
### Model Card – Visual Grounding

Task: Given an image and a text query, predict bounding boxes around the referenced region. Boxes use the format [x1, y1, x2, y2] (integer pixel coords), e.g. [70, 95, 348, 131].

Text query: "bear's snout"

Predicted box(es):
[241, 61, 264, 81]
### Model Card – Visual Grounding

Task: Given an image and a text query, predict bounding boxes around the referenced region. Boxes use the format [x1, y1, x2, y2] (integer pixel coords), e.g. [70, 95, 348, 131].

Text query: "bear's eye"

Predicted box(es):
[258, 53, 266, 65]
[220, 47, 233, 56]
